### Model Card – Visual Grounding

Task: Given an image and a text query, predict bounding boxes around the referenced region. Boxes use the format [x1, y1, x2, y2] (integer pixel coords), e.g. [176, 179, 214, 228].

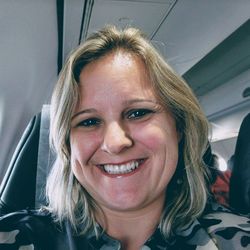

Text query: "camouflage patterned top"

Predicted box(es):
[0, 203, 249, 250]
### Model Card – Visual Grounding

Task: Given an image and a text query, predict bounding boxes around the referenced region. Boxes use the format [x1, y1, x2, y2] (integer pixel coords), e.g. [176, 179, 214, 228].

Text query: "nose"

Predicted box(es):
[101, 122, 133, 154]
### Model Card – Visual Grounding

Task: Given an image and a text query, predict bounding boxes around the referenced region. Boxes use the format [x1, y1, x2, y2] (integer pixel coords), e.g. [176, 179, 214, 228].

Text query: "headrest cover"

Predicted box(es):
[35, 105, 56, 208]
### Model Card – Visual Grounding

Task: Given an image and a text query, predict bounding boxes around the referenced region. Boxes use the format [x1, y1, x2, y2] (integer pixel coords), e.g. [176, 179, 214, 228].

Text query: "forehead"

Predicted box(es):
[78, 51, 155, 97]
[80, 51, 147, 77]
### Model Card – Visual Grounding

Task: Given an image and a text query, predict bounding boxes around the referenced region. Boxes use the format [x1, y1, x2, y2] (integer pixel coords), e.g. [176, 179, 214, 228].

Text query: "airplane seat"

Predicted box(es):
[229, 113, 250, 214]
[0, 105, 55, 215]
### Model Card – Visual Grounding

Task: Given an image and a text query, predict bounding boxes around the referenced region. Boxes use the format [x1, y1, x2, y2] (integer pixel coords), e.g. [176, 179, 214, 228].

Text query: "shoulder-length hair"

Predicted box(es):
[46, 25, 209, 238]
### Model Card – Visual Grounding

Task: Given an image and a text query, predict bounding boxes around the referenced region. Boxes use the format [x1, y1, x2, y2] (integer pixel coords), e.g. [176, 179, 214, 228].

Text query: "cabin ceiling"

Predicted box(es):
[63, 0, 250, 79]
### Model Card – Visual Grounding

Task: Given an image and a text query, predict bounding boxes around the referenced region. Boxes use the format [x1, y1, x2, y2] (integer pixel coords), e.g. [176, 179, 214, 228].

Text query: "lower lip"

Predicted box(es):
[98, 159, 147, 178]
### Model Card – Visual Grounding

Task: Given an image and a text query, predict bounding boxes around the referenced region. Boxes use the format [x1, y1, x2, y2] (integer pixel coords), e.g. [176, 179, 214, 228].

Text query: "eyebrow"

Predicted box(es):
[71, 108, 97, 120]
[123, 99, 158, 105]
[71, 99, 158, 120]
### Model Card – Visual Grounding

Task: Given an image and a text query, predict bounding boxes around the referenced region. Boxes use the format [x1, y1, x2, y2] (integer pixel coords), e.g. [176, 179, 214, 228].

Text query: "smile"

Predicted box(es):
[100, 159, 144, 175]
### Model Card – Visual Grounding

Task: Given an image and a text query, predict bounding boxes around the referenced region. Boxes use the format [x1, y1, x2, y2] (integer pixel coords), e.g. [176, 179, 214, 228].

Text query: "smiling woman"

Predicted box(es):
[48, 26, 209, 240]
[70, 52, 179, 219]
[0, 25, 249, 250]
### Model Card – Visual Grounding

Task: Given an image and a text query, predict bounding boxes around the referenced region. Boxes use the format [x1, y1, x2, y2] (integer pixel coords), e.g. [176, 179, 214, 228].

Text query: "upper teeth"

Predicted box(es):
[103, 161, 139, 174]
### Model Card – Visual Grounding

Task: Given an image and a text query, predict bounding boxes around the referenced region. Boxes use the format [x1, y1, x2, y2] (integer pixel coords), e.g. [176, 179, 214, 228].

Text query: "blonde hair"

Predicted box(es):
[46, 25, 209, 238]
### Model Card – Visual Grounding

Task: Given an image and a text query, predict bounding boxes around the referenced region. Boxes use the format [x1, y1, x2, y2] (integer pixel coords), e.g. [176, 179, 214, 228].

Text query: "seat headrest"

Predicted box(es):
[0, 105, 56, 214]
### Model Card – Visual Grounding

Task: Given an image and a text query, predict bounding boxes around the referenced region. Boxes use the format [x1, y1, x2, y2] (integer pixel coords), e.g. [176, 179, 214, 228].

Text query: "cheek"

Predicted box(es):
[70, 131, 101, 165]
[133, 124, 178, 151]
[70, 131, 101, 187]
[133, 123, 179, 174]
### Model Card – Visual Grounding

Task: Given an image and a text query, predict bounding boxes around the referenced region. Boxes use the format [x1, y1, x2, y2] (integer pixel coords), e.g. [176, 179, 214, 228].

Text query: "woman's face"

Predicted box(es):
[70, 51, 180, 214]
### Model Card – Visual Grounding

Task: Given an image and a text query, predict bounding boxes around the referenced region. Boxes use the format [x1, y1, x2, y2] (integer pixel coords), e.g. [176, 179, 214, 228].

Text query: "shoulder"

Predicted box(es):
[199, 204, 250, 249]
[0, 210, 55, 249]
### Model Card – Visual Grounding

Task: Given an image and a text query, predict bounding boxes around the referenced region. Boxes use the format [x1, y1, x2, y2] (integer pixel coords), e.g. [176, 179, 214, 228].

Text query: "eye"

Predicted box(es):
[77, 118, 101, 128]
[126, 109, 154, 120]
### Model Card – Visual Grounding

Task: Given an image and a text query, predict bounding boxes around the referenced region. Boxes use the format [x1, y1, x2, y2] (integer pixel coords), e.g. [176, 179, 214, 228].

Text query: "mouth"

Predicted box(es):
[98, 159, 146, 175]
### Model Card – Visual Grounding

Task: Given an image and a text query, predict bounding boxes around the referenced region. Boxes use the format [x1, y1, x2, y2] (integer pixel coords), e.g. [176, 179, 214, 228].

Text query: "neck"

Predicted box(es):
[96, 198, 165, 250]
